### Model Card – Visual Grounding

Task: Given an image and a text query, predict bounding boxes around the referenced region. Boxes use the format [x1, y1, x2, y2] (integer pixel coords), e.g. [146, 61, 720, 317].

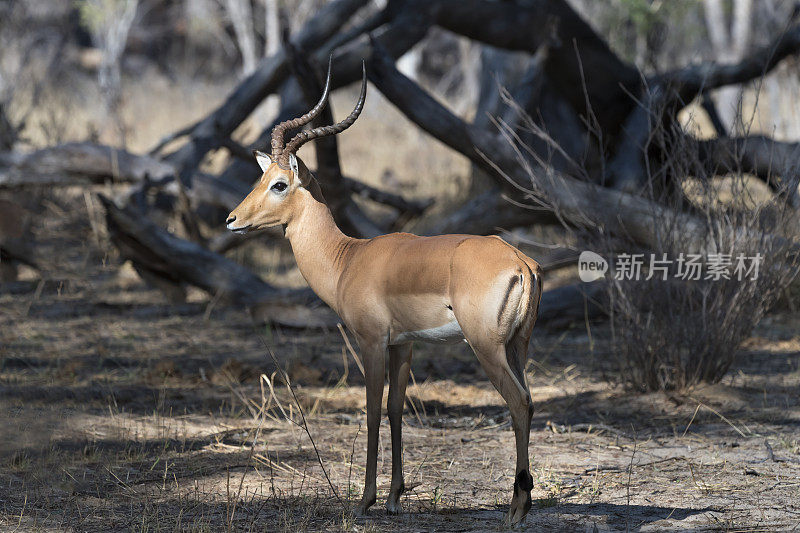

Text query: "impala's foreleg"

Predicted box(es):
[386, 343, 412, 514]
[356, 336, 386, 515]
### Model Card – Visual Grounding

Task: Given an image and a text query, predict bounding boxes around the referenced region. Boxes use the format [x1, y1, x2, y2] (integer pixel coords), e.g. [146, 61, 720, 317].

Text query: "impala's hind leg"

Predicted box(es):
[505, 330, 535, 524]
[468, 336, 534, 526]
[386, 343, 412, 514]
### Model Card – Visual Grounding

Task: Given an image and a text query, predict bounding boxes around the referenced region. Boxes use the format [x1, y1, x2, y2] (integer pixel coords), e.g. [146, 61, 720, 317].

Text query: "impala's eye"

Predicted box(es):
[271, 181, 287, 193]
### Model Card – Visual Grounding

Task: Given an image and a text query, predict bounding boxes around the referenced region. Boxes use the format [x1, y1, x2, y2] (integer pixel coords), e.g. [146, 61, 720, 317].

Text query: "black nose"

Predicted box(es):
[226, 215, 236, 225]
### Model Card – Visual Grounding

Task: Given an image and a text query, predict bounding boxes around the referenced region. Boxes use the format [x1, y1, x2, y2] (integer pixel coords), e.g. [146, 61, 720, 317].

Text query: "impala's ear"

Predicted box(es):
[253, 150, 272, 172]
[288, 153, 311, 186]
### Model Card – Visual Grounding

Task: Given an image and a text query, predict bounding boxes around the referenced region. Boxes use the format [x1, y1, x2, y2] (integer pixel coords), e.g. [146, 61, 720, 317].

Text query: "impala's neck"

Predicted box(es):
[284, 184, 355, 311]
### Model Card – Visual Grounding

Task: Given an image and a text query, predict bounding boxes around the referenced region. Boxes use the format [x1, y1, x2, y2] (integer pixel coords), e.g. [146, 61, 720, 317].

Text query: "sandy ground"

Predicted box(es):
[1, 192, 799, 532]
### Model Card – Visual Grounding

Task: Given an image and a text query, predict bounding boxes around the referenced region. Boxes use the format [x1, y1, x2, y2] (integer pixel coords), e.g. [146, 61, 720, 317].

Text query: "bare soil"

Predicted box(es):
[0, 191, 799, 533]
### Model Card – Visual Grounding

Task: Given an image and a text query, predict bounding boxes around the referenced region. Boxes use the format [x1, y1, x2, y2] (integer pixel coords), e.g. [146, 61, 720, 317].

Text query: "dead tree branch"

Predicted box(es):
[166, 0, 430, 192]
[0, 143, 174, 188]
[660, 22, 800, 103]
[429, 0, 639, 135]
[693, 134, 800, 201]
[367, 40, 716, 251]
[695, 135, 800, 181]
[100, 194, 277, 305]
[99, 195, 337, 327]
[148, 119, 200, 156]
[343, 177, 432, 215]
[421, 190, 557, 236]
[700, 93, 728, 138]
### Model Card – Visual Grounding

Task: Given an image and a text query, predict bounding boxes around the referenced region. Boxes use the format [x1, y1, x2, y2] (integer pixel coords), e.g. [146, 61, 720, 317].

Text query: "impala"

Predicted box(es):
[226, 62, 543, 525]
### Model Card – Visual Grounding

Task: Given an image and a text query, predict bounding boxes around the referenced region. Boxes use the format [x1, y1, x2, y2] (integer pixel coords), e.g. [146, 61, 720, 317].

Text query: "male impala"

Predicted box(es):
[226, 63, 543, 525]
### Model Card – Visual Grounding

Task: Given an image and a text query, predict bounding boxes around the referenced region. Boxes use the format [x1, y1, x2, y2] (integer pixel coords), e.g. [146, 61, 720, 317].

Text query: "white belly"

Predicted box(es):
[390, 319, 465, 345]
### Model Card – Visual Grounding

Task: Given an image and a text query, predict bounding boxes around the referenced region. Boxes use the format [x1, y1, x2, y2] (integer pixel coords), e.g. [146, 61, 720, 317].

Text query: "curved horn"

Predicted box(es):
[280, 60, 367, 168]
[270, 56, 333, 161]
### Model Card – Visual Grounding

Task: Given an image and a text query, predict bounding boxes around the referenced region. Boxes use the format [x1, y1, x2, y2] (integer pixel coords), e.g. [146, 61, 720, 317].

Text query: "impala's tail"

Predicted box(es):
[507, 256, 542, 341]
[526, 260, 543, 329]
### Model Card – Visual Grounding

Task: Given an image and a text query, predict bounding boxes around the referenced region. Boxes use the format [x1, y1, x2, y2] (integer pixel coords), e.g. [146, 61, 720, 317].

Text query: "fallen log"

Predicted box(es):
[99, 194, 338, 328]
[0, 143, 174, 188]
[100, 194, 274, 304]
[0, 142, 246, 224]
[0, 138, 425, 246]
[693, 135, 800, 199]
[538, 281, 606, 329]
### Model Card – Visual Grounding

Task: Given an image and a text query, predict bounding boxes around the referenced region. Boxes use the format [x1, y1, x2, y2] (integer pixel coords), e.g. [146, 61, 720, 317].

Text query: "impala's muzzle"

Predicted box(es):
[225, 214, 251, 234]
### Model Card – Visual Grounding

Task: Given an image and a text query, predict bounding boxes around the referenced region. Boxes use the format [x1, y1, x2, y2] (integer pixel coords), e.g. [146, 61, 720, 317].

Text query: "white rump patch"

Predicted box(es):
[391, 320, 465, 345]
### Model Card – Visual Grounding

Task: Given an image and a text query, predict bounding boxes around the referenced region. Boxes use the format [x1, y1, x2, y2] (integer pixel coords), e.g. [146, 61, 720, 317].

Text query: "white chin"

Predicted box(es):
[227, 224, 252, 234]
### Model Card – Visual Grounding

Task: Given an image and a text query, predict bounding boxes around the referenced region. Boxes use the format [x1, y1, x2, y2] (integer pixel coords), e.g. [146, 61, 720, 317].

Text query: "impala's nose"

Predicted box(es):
[226, 215, 236, 225]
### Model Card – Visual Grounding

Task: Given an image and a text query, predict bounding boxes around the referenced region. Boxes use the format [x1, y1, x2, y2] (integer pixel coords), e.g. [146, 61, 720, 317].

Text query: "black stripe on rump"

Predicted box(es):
[497, 273, 520, 325]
